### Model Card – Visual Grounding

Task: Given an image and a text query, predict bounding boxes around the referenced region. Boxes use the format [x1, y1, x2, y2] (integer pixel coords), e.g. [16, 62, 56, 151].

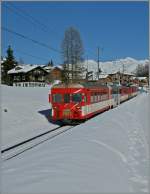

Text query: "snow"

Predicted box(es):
[43, 65, 63, 72]
[136, 77, 148, 80]
[1, 85, 60, 149]
[1, 85, 149, 193]
[82, 57, 148, 77]
[8, 64, 40, 74]
[98, 74, 109, 79]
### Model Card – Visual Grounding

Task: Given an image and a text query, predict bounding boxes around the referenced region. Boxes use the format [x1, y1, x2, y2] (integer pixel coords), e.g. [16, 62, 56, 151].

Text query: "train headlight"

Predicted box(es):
[76, 106, 81, 110]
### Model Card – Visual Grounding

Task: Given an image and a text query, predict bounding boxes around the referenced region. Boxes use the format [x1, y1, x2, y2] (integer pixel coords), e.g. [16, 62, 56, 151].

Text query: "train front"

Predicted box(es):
[49, 83, 86, 123]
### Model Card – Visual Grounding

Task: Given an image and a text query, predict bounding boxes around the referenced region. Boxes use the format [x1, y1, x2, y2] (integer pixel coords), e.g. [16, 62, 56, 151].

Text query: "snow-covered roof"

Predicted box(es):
[8, 65, 40, 74]
[107, 71, 135, 76]
[43, 65, 63, 72]
[52, 65, 63, 70]
[134, 77, 147, 80]
[108, 71, 119, 75]
[123, 72, 135, 76]
[99, 74, 109, 79]
[43, 66, 53, 70]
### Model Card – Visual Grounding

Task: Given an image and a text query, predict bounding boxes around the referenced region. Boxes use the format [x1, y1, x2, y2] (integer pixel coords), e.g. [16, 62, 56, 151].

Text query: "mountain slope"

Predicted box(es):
[83, 57, 148, 76]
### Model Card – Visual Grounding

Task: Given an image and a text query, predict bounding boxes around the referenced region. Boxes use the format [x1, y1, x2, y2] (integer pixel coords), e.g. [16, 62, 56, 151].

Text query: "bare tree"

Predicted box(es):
[61, 26, 84, 82]
[136, 63, 149, 77]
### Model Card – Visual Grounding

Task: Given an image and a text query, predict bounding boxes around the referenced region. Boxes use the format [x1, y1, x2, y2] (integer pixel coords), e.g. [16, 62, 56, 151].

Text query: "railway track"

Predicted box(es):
[1, 125, 75, 161]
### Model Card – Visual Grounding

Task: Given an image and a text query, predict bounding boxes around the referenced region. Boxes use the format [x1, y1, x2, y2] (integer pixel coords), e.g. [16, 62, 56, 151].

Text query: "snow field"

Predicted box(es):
[1, 85, 149, 193]
[1, 85, 58, 149]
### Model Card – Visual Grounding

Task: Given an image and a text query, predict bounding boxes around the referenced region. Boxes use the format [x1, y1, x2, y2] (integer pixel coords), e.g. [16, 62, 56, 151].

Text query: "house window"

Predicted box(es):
[14, 75, 20, 81]
[22, 75, 25, 80]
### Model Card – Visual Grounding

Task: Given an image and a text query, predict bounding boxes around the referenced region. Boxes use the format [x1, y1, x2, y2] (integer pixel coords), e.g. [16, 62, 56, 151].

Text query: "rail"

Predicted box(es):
[1, 125, 75, 161]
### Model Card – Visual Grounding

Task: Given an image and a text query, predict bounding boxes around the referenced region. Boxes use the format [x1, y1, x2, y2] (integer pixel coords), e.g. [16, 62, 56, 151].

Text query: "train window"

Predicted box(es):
[84, 95, 87, 103]
[64, 94, 70, 103]
[90, 94, 94, 103]
[72, 93, 82, 102]
[95, 93, 98, 102]
[53, 94, 62, 103]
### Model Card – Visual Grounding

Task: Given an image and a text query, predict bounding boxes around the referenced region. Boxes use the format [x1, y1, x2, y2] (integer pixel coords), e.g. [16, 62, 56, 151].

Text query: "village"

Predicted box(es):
[1, 46, 149, 89]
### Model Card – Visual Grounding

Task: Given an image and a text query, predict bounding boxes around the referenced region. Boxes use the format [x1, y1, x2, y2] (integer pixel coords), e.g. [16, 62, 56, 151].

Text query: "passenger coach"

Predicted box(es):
[49, 82, 115, 122]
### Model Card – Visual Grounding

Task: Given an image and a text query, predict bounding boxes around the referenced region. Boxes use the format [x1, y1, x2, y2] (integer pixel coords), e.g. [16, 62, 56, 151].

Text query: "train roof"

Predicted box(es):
[51, 81, 109, 89]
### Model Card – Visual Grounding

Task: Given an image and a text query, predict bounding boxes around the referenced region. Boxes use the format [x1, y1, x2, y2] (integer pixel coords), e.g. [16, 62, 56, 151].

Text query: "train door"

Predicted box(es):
[112, 86, 120, 106]
[82, 91, 89, 118]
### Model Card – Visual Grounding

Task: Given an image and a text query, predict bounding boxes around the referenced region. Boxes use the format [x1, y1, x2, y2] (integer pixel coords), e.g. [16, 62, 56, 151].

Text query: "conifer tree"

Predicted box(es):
[50, 59, 54, 66]
[2, 45, 17, 85]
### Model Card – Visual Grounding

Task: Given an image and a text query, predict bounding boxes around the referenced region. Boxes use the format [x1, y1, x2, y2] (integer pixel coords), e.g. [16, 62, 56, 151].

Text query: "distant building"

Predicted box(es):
[107, 71, 135, 85]
[1, 57, 6, 75]
[45, 66, 63, 83]
[97, 74, 111, 85]
[8, 64, 48, 87]
[43, 65, 53, 73]
[133, 76, 148, 87]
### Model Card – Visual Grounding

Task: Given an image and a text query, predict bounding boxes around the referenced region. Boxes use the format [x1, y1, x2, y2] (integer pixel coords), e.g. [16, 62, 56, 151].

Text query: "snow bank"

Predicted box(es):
[1, 85, 59, 149]
[1, 92, 149, 193]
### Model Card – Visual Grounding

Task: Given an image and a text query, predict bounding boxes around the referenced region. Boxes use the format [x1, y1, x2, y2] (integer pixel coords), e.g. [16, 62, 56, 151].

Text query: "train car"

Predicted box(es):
[111, 84, 138, 104]
[49, 82, 115, 122]
[49, 82, 138, 123]
[119, 85, 138, 103]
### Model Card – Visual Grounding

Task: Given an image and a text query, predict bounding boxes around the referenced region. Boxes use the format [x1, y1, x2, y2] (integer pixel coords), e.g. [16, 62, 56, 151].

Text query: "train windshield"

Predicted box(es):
[64, 93, 70, 103]
[53, 94, 62, 103]
[72, 93, 82, 102]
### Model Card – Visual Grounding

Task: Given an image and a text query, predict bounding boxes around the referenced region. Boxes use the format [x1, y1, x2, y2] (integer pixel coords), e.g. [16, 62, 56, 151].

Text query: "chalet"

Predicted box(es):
[97, 74, 111, 85]
[45, 66, 63, 83]
[43, 65, 53, 73]
[107, 71, 135, 85]
[133, 76, 149, 87]
[8, 65, 48, 87]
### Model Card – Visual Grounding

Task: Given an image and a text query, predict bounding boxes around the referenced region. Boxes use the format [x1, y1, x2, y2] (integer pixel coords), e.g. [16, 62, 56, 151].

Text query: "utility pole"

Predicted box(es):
[122, 63, 125, 74]
[97, 47, 100, 80]
[86, 55, 89, 72]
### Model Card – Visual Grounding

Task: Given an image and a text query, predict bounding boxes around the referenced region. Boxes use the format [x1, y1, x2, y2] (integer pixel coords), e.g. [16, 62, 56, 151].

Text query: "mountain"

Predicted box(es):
[83, 57, 148, 78]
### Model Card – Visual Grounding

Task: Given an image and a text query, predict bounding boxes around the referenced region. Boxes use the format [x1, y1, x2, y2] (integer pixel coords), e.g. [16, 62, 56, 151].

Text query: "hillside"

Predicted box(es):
[82, 57, 148, 79]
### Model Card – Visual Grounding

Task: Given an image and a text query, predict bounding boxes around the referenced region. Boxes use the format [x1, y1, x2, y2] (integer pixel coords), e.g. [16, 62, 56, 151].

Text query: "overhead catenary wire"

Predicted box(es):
[2, 45, 60, 64]
[2, 26, 61, 53]
[3, 4, 104, 65]
[3, 4, 98, 61]
[4, 3, 100, 64]
[3, 4, 40, 30]
[14, 49, 52, 62]
[5, 3, 60, 37]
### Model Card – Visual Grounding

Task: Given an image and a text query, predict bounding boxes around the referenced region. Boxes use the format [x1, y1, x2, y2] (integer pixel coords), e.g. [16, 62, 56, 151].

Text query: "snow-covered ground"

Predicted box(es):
[1, 85, 149, 193]
[1, 85, 60, 149]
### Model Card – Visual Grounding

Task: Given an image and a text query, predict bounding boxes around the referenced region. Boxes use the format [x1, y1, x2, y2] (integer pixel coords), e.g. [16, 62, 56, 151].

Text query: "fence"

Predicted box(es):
[13, 82, 47, 87]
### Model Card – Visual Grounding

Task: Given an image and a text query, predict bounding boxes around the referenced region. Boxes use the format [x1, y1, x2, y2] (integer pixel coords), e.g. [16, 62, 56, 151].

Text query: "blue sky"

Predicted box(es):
[1, 1, 149, 65]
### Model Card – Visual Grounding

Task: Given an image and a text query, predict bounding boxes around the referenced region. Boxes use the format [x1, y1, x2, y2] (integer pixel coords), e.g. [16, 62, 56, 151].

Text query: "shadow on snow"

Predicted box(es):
[38, 109, 64, 126]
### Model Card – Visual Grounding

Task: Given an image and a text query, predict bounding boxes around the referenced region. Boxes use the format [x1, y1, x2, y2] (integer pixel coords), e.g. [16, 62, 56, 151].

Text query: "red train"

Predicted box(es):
[49, 82, 138, 123]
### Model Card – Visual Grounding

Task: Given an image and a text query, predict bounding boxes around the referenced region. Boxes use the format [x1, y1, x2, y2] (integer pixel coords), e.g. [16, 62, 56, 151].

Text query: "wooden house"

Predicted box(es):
[8, 65, 48, 87]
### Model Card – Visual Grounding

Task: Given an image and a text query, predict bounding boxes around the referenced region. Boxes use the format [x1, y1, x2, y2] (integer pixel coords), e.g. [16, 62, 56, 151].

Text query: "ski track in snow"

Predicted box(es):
[124, 95, 149, 192]
[90, 139, 128, 163]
